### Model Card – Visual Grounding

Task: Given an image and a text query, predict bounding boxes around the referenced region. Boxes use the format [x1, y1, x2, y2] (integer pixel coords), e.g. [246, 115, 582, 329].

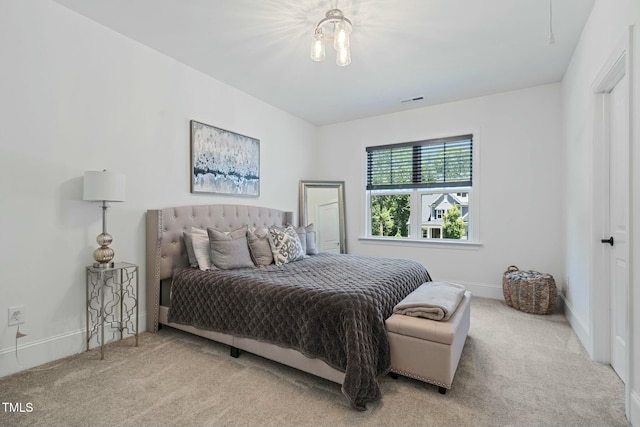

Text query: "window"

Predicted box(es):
[366, 134, 473, 241]
[370, 193, 411, 237]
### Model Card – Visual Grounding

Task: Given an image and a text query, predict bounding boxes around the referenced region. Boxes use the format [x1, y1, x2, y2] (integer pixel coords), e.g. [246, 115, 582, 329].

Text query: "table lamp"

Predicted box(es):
[83, 170, 125, 268]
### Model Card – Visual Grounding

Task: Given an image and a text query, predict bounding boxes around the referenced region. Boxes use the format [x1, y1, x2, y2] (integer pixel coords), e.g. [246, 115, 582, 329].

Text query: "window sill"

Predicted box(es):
[358, 236, 483, 250]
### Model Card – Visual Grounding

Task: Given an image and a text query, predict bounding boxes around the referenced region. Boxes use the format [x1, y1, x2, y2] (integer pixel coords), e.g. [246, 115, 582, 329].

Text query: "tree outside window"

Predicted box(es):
[370, 194, 410, 237]
[442, 205, 465, 239]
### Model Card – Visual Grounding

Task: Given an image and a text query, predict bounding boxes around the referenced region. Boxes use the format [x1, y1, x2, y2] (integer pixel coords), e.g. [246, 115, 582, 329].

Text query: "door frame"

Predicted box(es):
[590, 29, 631, 416]
[316, 200, 340, 252]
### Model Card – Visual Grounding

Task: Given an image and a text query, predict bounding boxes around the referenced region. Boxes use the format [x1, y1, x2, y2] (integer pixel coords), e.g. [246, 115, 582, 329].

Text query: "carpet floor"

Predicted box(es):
[0, 297, 630, 427]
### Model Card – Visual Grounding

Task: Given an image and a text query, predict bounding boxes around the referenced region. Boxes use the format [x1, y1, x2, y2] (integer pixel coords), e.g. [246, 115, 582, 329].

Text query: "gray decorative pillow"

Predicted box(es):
[304, 224, 319, 255]
[295, 226, 308, 254]
[207, 226, 254, 270]
[247, 228, 274, 266]
[182, 231, 199, 268]
[268, 225, 306, 266]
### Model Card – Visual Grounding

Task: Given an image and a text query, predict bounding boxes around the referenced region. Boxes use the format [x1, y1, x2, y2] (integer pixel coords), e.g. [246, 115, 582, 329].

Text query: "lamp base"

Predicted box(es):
[93, 262, 115, 269]
[93, 232, 115, 268]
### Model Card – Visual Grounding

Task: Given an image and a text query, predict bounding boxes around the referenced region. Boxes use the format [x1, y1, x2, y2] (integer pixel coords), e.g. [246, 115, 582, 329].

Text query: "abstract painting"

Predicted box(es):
[190, 120, 260, 196]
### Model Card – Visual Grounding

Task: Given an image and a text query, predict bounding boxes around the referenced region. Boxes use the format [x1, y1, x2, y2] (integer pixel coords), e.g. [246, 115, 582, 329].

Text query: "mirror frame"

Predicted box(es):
[299, 180, 347, 253]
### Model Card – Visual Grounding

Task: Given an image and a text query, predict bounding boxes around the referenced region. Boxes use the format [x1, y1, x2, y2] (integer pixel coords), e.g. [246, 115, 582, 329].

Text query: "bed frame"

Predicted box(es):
[145, 204, 345, 384]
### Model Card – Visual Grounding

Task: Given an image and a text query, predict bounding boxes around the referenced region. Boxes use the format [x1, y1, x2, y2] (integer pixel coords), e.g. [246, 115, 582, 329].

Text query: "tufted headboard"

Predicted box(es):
[145, 204, 294, 332]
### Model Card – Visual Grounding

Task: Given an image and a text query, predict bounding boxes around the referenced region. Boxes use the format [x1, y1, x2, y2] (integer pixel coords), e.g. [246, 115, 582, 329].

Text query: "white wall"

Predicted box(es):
[0, 0, 316, 377]
[562, 0, 639, 422]
[316, 84, 564, 298]
[561, 0, 633, 353]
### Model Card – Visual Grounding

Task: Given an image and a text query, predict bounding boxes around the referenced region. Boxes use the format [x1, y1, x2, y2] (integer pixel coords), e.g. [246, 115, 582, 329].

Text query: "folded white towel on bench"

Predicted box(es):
[393, 281, 466, 321]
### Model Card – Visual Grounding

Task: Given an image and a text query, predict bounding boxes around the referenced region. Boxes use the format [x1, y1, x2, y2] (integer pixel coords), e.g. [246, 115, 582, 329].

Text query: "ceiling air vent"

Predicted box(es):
[401, 96, 424, 104]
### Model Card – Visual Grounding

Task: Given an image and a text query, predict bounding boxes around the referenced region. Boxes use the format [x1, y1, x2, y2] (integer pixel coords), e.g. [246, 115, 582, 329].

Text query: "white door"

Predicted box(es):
[607, 73, 629, 383]
[317, 201, 340, 253]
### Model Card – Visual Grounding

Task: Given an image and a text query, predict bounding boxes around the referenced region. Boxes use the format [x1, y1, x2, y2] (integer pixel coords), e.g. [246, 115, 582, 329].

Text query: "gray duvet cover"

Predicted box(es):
[168, 253, 431, 410]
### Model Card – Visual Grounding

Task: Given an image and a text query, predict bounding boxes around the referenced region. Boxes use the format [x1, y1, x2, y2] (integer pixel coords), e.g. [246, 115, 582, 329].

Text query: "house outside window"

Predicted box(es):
[366, 134, 473, 241]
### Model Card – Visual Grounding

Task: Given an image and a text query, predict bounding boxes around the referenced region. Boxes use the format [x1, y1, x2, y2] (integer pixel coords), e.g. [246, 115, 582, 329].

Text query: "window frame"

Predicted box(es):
[364, 133, 479, 245]
[367, 190, 413, 237]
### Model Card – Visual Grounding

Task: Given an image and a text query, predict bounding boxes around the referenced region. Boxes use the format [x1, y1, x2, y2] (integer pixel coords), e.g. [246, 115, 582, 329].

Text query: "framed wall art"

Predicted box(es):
[190, 120, 260, 196]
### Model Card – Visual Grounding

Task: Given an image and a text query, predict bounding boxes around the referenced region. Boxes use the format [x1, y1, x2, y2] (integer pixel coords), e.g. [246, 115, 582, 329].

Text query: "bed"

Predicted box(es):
[146, 204, 431, 410]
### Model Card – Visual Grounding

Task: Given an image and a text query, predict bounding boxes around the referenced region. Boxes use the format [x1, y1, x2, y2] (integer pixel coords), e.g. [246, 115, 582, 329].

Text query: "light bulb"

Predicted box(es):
[336, 46, 351, 67]
[333, 21, 350, 51]
[310, 30, 326, 61]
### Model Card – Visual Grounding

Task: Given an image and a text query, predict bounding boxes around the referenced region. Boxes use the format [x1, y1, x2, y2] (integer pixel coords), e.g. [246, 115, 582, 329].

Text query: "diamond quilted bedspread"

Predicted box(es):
[168, 253, 431, 410]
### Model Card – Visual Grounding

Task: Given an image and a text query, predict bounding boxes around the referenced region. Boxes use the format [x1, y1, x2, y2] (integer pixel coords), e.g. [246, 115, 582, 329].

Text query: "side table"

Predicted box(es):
[86, 262, 139, 359]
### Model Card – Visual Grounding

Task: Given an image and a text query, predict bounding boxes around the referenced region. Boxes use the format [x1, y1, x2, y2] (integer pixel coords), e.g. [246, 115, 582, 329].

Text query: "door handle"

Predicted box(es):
[601, 236, 614, 246]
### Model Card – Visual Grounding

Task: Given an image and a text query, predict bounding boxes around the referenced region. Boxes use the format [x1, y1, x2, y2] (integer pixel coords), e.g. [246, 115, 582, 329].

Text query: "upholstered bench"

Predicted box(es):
[386, 291, 471, 394]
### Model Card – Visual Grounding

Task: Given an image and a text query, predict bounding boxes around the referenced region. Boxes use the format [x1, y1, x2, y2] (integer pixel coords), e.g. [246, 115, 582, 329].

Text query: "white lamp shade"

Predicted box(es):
[310, 32, 326, 62]
[336, 46, 351, 67]
[83, 170, 126, 202]
[333, 21, 350, 51]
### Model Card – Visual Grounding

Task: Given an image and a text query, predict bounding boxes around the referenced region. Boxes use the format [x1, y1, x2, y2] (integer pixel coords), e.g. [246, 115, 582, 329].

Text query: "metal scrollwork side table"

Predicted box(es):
[86, 262, 139, 359]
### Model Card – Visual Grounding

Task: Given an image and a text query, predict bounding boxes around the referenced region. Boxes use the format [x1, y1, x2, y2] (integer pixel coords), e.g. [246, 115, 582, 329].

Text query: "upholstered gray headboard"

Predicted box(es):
[145, 204, 294, 332]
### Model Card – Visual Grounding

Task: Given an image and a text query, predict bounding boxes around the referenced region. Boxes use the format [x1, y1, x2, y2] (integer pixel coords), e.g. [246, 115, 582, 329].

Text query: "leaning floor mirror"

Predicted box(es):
[299, 180, 347, 253]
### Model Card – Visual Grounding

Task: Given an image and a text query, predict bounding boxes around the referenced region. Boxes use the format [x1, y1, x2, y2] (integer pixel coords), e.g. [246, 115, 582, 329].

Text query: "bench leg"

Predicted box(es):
[438, 386, 447, 394]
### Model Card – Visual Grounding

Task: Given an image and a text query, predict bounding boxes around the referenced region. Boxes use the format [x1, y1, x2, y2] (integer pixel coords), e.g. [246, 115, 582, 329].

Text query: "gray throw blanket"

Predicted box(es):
[393, 281, 466, 321]
[167, 253, 430, 410]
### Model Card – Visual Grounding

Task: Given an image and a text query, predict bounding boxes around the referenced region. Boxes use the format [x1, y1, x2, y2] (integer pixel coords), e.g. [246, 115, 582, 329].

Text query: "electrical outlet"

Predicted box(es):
[8, 305, 25, 326]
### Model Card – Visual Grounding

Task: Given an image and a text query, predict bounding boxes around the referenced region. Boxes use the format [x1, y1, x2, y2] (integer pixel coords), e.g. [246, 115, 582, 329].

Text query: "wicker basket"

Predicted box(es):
[502, 266, 557, 315]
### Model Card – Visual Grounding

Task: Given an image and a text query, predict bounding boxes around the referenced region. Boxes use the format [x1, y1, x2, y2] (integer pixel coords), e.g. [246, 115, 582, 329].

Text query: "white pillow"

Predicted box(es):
[190, 227, 214, 271]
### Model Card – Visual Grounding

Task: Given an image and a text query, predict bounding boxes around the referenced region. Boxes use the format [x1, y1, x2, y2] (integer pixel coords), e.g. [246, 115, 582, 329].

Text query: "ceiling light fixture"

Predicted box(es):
[310, 2, 353, 66]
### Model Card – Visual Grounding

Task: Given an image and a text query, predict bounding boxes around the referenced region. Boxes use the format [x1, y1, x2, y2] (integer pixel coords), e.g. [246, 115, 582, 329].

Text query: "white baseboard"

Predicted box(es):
[0, 313, 146, 379]
[0, 328, 86, 379]
[561, 293, 593, 358]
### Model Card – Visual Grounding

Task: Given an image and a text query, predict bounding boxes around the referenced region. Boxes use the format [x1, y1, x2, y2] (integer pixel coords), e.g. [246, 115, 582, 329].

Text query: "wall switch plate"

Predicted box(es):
[8, 305, 25, 326]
